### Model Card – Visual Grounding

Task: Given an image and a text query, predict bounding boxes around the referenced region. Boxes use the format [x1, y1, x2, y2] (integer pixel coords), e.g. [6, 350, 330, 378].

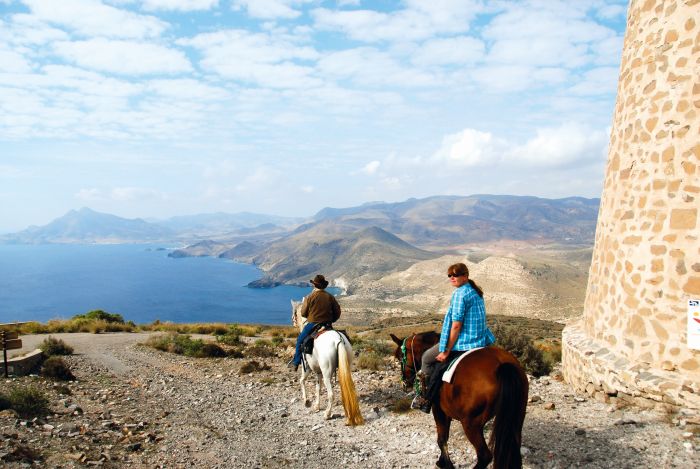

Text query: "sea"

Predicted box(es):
[0, 244, 318, 325]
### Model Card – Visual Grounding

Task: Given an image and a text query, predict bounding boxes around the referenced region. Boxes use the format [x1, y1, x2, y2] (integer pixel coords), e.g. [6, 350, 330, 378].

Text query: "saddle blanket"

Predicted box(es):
[442, 347, 484, 383]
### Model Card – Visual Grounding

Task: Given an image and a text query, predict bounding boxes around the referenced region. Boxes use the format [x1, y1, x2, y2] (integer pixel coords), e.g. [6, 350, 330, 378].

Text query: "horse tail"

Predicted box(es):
[337, 337, 364, 426]
[490, 362, 527, 469]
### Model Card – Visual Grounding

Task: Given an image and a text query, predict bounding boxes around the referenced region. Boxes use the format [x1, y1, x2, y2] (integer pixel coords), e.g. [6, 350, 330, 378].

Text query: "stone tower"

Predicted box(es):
[562, 0, 700, 409]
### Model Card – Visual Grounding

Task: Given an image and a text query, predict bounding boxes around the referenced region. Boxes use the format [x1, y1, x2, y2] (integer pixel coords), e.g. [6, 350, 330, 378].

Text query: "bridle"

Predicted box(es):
[399, 334, 421, 394]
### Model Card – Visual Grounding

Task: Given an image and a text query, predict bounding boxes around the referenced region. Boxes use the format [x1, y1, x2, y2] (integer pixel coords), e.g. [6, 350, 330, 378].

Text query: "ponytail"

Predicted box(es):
[468, 279, 483, 298]
[448, 262, 484, 297]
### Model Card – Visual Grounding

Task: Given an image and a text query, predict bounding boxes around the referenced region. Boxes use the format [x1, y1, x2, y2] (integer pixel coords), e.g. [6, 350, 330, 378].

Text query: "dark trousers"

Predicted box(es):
[293, 322, 318, 365]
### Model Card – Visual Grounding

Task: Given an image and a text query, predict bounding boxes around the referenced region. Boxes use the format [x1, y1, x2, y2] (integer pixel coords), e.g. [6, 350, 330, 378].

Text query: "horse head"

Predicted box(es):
[290, 298, 306, 331]
[390, 331, 440, 392]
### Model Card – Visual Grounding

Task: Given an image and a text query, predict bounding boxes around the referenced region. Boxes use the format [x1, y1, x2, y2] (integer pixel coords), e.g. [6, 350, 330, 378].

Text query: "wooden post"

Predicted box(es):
[1, 329, 22, 378]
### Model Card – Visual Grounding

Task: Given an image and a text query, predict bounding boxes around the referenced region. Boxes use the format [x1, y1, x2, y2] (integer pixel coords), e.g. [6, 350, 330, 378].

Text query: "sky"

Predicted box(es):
[0, 0, 629, 232]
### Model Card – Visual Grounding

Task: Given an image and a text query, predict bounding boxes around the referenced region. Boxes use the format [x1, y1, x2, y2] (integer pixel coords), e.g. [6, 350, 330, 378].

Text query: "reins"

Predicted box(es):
[400, 334, 421, 394]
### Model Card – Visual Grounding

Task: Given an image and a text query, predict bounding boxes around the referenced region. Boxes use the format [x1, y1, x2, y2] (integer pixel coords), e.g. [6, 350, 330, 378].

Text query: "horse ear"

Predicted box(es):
[389, 333, 402, 345]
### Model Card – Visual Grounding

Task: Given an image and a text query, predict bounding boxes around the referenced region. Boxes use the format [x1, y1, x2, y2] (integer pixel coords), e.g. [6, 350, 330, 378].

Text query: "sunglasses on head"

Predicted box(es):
[447, 273, 465, 278]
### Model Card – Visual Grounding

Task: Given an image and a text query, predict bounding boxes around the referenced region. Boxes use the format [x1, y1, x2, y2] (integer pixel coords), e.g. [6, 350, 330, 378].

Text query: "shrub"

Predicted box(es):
[239, 360, 270, 374]
[41, 356, 76, 381]
[144, 333, 226, 358]
[245, 342, 277, 358]
[216, 332, 241, 346]
[39, 336, 74, 356]
[73, 309, 125, 324]
[492, 323, 551, 377]
[6, 386, 50, 418]
[0, 393, 10, 411]
[353, 337, 392, 357]
[356, 351, 385, 370]
[271, 336, 285, 347]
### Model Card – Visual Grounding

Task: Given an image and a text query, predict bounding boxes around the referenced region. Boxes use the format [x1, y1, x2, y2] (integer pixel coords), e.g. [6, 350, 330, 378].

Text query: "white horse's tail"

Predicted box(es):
[337, 337, 364, 426]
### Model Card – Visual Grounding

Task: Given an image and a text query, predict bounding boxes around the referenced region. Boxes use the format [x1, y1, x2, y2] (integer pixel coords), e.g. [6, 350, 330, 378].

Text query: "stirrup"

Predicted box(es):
[410, 395, 431, 413]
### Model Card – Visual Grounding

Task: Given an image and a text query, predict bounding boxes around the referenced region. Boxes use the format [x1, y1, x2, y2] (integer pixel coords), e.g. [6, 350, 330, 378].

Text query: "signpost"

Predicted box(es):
[1, 325, 25, 378]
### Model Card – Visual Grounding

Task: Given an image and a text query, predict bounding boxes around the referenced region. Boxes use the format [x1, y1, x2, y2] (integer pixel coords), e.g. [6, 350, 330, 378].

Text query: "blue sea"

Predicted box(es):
[0, 244, 316, 325]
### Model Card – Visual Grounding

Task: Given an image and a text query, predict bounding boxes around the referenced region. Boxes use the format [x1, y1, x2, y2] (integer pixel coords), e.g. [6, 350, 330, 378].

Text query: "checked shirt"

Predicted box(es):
[439, 282, 495, 352]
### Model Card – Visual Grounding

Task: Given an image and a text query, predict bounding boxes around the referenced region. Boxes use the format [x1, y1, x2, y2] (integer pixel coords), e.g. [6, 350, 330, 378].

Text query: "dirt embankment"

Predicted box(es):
[1, 333, 697, 468]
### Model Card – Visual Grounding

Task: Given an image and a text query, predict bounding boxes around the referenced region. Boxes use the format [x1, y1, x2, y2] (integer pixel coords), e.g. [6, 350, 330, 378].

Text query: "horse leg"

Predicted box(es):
[323, 372, 334, 420]
[300, 367, 311, 408]
[460, 420, 492, 469]
[313, 371, 322, 412]
[432, 404, 454, 469]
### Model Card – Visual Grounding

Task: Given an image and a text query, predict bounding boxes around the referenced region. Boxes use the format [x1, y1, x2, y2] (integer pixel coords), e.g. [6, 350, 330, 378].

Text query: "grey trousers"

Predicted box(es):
[421, 343, 440, 379]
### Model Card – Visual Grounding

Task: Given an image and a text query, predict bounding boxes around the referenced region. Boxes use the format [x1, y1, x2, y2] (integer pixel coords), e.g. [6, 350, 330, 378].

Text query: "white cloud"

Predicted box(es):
[432, 128, 504, 167]
[312, 0, 483, 43]
[142, 0, 219, 11]
[362, 160, 380, 175]
[568, 66, 619, 95]
[317, 47, 437, 87]
[75, 188, 103, 201]
[181, 29, 319, 88]
[511, 122, 608, 166]
[23, 0, 168, 38]
[146, 79, 230, 100]
[411, 36, 485, 66]
[232, 0, 304, 19]
[0, 49, 33, 73]
[301, 185, 314, 193]
[53, 39, 192, 75]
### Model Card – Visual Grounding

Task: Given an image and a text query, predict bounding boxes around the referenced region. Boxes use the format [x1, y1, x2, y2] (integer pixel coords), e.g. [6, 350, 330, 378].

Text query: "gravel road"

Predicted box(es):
[2, 332, 698, 468]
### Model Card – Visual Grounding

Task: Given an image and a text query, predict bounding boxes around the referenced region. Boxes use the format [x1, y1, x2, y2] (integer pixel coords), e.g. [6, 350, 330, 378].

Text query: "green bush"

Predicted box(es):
[492, 323, 551, 377]
[39, 336, 74, 356]
[216, 332, 241, 346]
[73, 309, 125, 324]
[41, 356, 76, 381]
[145, 333, 227, 358]
[6, 386, 50, 418]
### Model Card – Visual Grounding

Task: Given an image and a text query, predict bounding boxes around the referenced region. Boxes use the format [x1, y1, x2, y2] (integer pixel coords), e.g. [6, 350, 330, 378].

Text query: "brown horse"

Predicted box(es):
[391, 332, 528, 469]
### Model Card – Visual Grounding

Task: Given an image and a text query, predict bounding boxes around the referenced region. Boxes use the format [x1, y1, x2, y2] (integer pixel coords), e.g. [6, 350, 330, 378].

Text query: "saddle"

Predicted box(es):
[301, 322, 334, 355]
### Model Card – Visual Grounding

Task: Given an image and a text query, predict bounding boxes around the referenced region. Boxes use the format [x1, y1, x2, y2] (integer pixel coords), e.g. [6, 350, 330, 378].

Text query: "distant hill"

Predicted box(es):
[219, 221, 437, 287]
[1, 208, 175, 244]
[311, 195, 600, 247]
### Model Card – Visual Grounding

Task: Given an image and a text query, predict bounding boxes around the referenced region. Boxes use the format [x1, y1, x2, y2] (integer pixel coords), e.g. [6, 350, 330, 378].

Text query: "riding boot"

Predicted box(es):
[410, 371, 431, 413]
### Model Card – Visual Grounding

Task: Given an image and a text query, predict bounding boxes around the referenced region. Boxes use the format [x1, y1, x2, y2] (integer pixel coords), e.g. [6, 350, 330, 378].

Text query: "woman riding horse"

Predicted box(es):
[411, 262, 495, 413]
[392, 262, 528, 468]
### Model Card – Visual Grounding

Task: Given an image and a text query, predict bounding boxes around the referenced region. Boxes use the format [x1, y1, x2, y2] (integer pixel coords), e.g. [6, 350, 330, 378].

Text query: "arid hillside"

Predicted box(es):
[339, 242, 592, 325]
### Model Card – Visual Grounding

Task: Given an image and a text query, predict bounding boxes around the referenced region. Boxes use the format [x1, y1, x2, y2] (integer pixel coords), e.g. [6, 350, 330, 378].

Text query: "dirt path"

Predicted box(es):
[3, 333, 698, 468]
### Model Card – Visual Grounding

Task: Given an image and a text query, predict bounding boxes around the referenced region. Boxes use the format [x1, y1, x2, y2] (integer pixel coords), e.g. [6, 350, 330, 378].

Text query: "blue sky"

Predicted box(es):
[0, 0, 629, 232]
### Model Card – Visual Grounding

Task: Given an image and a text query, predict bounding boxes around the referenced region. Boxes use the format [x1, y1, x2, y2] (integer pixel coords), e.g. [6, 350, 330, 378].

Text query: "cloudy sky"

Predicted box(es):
[0, 0, 628, 232]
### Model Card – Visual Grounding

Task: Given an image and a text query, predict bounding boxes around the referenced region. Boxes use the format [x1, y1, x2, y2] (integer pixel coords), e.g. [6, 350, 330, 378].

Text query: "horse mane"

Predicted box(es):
[419, 330, 440, 343]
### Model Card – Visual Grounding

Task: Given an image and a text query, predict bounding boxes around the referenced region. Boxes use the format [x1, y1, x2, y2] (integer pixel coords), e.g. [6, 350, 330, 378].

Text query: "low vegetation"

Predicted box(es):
[40, 356, 76, 381]
[239, 360, 271, 374]
[491, 323, 553, 377]
[18, 310, 136, 334]
[145, 333, 227, 358]
[0, 385, 50, 418]
[39, 336, 74, 356]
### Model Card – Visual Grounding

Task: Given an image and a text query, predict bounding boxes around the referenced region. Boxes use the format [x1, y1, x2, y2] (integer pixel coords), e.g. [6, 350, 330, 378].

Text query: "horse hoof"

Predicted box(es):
[304, 400, 311, 408]
[324, 413, 332, 420]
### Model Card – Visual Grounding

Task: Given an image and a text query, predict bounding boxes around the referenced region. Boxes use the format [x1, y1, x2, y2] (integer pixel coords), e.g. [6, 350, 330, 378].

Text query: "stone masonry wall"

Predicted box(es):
[562, 0, 700, 409]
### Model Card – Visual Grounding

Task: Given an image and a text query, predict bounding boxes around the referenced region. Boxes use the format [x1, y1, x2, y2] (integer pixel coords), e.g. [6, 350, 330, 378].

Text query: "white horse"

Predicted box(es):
[291, 299, 363, 426]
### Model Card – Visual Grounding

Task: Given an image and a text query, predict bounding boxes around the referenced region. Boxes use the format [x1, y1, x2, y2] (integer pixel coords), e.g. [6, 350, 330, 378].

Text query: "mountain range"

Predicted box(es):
[3, 195, 600, 287]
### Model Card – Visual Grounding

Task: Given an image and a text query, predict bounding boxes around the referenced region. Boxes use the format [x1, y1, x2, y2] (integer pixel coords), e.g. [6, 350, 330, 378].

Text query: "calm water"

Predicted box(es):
[0, 244, 315, 325]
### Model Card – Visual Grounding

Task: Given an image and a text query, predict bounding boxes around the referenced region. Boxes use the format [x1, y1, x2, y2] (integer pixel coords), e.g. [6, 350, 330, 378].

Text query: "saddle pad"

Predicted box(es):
[442, 347, 484, 383]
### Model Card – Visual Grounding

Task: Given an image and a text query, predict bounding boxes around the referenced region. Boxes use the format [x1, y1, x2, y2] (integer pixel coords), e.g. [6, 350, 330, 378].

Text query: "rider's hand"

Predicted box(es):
[436, 351, 449, 362]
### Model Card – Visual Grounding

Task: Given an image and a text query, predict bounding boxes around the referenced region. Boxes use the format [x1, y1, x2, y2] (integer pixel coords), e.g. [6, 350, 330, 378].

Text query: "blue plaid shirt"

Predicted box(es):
[439, 282, 495, 352]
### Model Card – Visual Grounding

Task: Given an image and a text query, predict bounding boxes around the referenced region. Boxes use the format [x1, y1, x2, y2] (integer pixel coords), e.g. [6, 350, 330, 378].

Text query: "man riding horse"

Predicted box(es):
[411, 262, 495, 413]
[288, 274, 341, 371]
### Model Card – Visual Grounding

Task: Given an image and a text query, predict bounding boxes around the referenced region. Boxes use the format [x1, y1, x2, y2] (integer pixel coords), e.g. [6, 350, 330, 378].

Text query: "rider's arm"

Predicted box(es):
[444, 321, 463, 353]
